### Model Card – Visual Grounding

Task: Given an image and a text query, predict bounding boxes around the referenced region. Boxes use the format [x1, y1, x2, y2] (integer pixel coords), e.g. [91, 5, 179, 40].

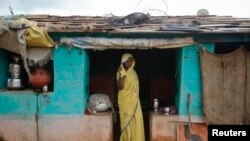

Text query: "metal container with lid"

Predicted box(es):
[7, 55, 25, 89]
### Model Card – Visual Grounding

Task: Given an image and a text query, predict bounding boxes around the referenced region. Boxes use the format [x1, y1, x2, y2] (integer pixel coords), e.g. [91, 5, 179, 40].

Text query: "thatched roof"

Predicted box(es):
[23, 14, 250, 33]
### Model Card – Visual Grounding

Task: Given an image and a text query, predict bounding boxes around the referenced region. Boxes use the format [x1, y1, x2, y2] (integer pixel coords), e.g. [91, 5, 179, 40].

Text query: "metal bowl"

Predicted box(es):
[95, 103, 109, 112]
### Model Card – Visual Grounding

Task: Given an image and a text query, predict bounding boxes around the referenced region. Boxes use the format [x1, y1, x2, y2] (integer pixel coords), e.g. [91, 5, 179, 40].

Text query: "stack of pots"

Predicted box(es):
[7, 56, 25, 89]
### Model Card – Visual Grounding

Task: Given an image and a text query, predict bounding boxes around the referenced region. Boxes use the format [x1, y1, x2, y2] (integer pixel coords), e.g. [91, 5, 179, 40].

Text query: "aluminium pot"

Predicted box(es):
[9, 64, 22, 74]
[7, 78, 25, 89]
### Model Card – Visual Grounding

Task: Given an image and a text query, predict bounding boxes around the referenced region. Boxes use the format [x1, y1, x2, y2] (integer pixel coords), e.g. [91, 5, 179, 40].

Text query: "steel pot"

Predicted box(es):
[7, 78, 24, 89]
[9, 64, 22, 74]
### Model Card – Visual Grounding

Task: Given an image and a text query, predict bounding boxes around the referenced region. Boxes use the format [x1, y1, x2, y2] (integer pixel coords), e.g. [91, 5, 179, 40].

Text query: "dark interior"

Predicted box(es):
[88, 49, 177, 141]
[215, 42, 250, 53]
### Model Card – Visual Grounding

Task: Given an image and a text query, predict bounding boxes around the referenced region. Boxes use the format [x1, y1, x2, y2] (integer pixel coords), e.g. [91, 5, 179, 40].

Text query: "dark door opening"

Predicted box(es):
[215, 42, 250, 54]
[88, 49, 177, 141]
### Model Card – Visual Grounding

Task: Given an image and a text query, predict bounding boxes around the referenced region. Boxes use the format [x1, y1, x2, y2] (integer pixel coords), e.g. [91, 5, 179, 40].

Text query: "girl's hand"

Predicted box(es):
[119, 66, 126, 78]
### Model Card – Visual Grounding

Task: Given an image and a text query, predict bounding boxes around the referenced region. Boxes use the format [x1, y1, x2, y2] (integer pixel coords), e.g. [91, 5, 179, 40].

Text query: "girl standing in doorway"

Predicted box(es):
[116, 53, 145, 141]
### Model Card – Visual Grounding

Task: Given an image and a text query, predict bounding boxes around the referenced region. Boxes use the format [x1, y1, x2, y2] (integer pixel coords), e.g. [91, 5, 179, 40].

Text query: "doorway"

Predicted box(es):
[88, 49, 178, 141]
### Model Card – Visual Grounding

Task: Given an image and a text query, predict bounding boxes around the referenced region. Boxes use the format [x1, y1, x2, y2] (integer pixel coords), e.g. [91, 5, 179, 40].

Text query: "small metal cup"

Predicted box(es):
[164, 107, 170, 115]
[43, 85, 48, 92]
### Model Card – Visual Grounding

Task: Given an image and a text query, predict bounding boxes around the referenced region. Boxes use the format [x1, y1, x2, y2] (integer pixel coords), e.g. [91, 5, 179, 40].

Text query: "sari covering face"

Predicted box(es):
[117, 53, 145, 141]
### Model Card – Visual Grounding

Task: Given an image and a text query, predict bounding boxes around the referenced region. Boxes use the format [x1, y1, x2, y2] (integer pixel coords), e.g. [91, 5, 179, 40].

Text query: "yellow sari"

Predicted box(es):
[117, 53, 145, 141]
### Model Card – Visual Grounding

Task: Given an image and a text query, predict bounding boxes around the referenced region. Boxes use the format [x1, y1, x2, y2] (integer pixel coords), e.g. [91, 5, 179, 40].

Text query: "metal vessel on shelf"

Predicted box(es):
[7, 56, 25, 89]
[153, 98, 159, 111]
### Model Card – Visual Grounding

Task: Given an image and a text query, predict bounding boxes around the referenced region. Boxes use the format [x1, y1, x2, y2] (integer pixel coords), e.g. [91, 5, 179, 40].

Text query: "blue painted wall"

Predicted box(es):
[0, 46, 89, 115]
[0, 90, 37, 115]
[0, 49, 8, 88]
[175, 43, 214, 116]
[38, 46, 89, 114]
